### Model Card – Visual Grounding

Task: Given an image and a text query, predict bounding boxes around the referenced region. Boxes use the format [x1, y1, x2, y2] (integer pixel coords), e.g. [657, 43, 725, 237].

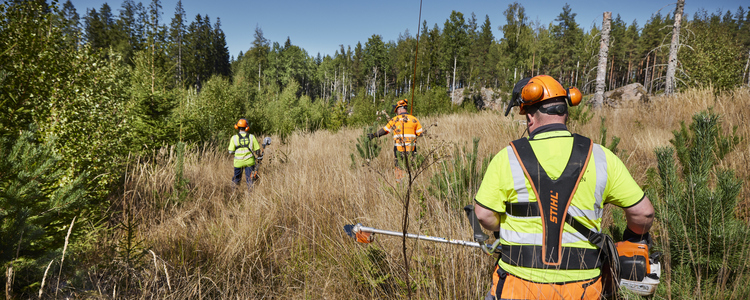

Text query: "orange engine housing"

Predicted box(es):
[616, 240, 650, 281]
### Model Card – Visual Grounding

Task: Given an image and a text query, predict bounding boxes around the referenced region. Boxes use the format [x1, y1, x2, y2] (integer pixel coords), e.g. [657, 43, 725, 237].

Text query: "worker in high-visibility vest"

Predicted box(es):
[228, 118, 261, 190]
[474, 75, 654, 299]
[368, 99, 424, 181]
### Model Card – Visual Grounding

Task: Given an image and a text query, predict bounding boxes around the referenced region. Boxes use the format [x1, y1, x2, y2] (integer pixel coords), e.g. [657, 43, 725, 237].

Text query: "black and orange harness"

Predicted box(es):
[502, 134, 616, 271]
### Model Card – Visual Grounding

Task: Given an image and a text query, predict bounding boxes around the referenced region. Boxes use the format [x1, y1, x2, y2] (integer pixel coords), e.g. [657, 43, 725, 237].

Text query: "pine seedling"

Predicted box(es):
[173, 142, 189, 202]
[648, 109, 746, 297]
[599, 117, 621, 156]
[354, 123, 383, 164]
[428, 137, 491, 209]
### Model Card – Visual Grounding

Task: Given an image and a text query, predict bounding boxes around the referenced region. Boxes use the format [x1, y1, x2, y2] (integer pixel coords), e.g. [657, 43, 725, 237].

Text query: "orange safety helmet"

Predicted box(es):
[506, 75, 582, 115]
[234, 118, 249, 131]
[393, 99, 408, 113]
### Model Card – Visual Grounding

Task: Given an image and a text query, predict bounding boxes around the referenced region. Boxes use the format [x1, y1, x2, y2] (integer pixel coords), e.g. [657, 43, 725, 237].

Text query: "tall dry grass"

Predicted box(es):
[104, 87, 749, 299]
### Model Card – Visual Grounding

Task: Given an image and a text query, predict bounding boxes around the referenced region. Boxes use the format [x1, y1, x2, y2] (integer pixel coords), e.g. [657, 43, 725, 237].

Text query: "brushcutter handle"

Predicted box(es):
[464, 205, 489, 244]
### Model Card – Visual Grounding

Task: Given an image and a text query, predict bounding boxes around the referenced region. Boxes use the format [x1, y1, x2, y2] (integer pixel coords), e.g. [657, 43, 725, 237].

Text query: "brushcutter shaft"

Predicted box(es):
[355, 224, 482, 248]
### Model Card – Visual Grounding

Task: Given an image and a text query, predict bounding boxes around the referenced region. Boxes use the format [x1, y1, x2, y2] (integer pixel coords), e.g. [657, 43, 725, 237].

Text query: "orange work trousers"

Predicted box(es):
[487, 265, 602, 300]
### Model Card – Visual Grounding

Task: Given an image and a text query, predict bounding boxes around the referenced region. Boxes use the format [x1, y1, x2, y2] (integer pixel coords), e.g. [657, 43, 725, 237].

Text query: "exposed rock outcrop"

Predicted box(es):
[603, 83, 649, 107]
[450, 87, 504, 110]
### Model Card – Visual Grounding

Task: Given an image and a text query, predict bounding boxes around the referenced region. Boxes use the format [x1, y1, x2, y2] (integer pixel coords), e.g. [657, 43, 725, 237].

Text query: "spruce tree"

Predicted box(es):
[0, 130, 86, 294]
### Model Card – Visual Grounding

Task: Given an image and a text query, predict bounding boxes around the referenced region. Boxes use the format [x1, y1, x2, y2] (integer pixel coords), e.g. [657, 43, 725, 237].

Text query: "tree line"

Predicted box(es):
[49, 0, 750, 136]
[0, 0, 749, 295]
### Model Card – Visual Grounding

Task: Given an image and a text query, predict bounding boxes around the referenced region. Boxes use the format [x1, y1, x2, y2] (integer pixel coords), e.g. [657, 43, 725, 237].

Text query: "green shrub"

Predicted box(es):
[412, 87, 452, 117]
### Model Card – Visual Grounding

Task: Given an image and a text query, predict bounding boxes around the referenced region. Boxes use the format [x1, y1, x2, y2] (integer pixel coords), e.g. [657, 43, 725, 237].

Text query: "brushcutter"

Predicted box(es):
[344, 205, 501, 255]
[251, 137, 272, 181]
[344, 205, 662, 297]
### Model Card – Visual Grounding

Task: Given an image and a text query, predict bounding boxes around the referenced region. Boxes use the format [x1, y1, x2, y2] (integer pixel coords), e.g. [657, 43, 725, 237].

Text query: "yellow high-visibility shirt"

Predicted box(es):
[228, 132, 260, 168]
[475, 130, 645, 283]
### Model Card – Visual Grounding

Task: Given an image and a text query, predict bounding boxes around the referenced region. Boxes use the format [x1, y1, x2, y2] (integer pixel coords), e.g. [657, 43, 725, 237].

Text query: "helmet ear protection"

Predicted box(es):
[566, 87, 582, 107]
[234, 118, 249, 131]
[521, 81, 545, 104]
[510, 75, 583, 115]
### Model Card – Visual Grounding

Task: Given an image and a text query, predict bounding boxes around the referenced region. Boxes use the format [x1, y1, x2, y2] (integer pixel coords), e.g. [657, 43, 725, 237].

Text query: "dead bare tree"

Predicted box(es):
[744, 49, 750, 86]
[665, 0, 685, 95]
[593, 12, 612, 108]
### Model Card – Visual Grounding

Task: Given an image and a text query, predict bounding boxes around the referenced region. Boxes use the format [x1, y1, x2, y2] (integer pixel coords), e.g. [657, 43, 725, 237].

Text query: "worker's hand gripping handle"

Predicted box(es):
[463, 205, 489, 244]
[464, 205, 503, 255]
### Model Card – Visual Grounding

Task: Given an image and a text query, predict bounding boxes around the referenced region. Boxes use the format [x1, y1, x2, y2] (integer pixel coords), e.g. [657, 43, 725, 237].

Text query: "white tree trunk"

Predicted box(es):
[743, 49, 750, 86]
[665, 0, 684, 95]
[372, 66, 378, 103]
[452, 56, 457, 94]
[593, 12, 612, 108]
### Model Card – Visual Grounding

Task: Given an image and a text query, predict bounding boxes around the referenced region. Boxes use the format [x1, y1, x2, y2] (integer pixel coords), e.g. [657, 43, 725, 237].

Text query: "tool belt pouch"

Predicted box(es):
[599, 234, 621, 299]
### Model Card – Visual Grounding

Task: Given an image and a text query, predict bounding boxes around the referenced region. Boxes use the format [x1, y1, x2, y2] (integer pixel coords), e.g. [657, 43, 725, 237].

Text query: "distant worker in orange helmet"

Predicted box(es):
[367, 99, 424, 181]
[474, 75, 654, 299]
[228, 118, 261, 190]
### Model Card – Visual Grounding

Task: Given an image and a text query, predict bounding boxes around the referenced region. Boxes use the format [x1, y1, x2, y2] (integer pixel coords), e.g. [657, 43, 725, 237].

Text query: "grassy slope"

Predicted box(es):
[116, 87, 749, 299]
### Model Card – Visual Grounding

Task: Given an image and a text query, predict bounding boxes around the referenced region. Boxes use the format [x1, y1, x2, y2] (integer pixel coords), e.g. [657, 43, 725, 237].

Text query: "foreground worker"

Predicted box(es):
[367, 99, 423, 181]
[474, 75, 654, 299]
[228, 118, 261, 190]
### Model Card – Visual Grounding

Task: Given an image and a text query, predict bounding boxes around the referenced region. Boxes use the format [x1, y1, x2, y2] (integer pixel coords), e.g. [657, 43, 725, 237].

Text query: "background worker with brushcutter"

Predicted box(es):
[367, 99, 424, 182]
[473, 75, 655, 299]
[228, 118, 261, 190]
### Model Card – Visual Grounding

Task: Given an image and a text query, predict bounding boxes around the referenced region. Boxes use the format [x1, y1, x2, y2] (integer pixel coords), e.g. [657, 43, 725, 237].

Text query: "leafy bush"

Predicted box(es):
[682, 19, 744, 92]
[412, 87, 452, 117]
[183, 76, 245, 143]
[325, 101, 348, 132]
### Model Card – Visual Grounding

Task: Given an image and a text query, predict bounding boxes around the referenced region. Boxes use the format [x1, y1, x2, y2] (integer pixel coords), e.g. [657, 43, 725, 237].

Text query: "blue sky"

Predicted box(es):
[67, 0, 747, 59]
